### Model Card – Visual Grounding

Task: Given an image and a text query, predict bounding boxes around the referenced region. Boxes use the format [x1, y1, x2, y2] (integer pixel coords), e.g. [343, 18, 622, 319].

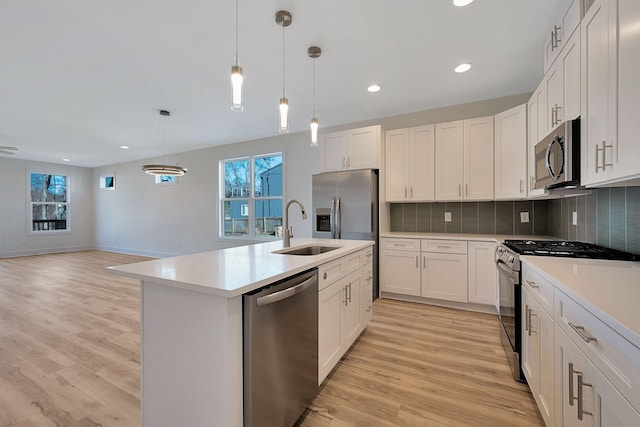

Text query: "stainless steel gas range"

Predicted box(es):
[495, 240, 639, 383]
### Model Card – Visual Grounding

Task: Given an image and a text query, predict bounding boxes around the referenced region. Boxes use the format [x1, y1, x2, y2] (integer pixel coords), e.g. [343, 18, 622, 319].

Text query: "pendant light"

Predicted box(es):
[308, 46, 321, 147]
[141, 110, 188, 176]
[230, 0, 243, 112]
[276, 11, 292, 133]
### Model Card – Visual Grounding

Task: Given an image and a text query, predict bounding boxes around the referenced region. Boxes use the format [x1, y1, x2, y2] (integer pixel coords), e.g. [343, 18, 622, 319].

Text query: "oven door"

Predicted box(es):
[496, 260, 525, 382]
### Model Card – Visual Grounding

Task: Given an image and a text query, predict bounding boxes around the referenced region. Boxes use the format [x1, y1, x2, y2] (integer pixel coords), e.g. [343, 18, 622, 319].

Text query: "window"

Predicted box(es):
[221, 153, 283, 239]
[30, 173, 69, 232]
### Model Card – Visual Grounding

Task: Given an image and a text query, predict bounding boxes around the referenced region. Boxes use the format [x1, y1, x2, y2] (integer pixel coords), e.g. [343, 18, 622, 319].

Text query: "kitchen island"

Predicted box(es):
[106, 238, 374, 427]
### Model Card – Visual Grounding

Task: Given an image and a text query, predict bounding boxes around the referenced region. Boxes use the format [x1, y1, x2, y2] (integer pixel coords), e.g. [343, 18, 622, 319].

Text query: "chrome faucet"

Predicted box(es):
[283, 199, 308, 247]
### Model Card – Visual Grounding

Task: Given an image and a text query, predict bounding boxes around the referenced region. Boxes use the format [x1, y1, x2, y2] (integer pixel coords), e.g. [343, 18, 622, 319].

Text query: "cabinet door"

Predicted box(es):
[421, 253, 467, 303]
[537, 304, 556, 426]
[463, 117, 494, 200]
[346, 125, 380, 170]
[410, 125, 435, 201]
[590, 358, 640, 427]
[385, 129, 410, 202]
[527, 91, 547, 197]
[320, 131, 347, 172]
[342, 269, 363, 349]
[546, 61, 564, 132]
[555, 326, 588, 427]
[318, 278, 345, 384]
[494, 104, 527, 199]
[581, 0, 618, 186]
[363, 262, 373, 325]
[435, 121, 464, 201]
[522, 289, 540, 395]
[562, 29, 581, 123]
[613, 0, 640, 182]
[467, 241, 497, 306]
[380, 249, 421, 296]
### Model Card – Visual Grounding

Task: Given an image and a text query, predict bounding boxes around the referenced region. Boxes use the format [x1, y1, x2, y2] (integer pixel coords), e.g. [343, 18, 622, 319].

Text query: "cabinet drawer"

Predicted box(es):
[522, 266, 554, 315]
[381, 238, 420, 252]
[421, 239, 467, 254]
[555, 288, 640, 412]
[363, 245, 374, 262]
[318, 249, 364, 291]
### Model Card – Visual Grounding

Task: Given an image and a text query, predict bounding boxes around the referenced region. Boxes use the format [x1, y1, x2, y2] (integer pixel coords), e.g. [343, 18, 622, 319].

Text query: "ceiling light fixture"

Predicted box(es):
[0, 146, 18, 156]
[120, 145, 129, 149]
[367, 84, 381, 93]
[276, 10, 292, 133]
[230, 0, 243, 112]
[453, 0, 474, 6]
[62, 158, 71, 162]
[308, 46, 321, 147]
[455, 63, 472, 73]
[142, 110, 188, 176]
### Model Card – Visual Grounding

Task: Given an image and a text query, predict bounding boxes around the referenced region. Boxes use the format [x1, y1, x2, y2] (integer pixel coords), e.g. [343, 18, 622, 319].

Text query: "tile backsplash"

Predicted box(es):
[390, 200, 550, 235]
[388, 186, 640, 255]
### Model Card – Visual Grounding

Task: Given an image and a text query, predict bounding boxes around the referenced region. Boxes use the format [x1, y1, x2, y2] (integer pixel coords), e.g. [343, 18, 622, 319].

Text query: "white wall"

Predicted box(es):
[93, 131, 319, 257]
[0, 157, 95, 257]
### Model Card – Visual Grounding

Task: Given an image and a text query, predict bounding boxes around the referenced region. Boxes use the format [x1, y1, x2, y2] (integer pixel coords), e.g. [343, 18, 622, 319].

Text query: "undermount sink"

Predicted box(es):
[273, 245, 341, 256]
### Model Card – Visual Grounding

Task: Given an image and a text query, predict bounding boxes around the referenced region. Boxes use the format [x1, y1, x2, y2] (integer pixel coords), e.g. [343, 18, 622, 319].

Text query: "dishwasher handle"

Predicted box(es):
[256, 276, 316, 306]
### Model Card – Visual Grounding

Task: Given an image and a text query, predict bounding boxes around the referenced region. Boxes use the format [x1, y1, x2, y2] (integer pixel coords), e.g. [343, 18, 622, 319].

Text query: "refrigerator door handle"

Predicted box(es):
[336, 197, 341, 239]
[330, 197, 336, 239]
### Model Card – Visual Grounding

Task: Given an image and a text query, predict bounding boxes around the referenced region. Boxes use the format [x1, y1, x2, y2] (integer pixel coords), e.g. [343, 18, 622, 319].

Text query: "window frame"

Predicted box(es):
[27, 171, 71, 235]
[219, 152, 284, 241]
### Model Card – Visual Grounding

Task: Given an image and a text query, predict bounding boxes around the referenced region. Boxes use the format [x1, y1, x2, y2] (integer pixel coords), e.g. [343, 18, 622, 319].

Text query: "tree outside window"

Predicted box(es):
[30, 173, 69, 232]
[221, 154, 283, 239]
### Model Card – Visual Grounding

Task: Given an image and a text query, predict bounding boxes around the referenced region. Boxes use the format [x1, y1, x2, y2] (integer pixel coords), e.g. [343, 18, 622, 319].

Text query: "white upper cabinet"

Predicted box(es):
[435, 117, 494, 201]
[320, 125, 382, 172]
[543, 0, 582, 74]
[435, 120, 464, 201]
[527, 85, 549, 198]
[494, 104, 528, 199]
[580, 0, 640, 187]
[385, 125, 435, 202]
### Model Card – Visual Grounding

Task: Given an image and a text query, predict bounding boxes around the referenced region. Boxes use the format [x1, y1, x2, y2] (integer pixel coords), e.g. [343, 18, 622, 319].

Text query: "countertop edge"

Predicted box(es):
[380, 232, 558, 244]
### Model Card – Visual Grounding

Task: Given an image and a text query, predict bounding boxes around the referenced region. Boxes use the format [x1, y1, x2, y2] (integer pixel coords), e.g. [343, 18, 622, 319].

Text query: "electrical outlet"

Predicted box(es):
[444, 212, 452, 222]
[572, 211, 578, 226]
[520, 211, 530, 223]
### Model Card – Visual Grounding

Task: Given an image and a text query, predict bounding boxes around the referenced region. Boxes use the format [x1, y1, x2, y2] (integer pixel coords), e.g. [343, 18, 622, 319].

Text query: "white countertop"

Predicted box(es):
[106, 238, 373, 298]
[521, 256, 640, 347]
[381, 232, 557, 243]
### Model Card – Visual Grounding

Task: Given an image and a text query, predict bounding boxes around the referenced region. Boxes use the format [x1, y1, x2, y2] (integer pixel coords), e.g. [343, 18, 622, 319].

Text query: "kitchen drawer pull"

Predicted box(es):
[525, 279, 540, 289]
[603, 142, 613, 169]
[569, 362, 579, 407]
[577, 373, 593, 420]
[404, 186, 408, 198]
[435, 245, 451, 249]
[343, 287, 348, 306]
[415, 255, 419, 268]
[525, 304, 530, 333]
[347, 283, 352, 303]
[595, 144, 603, 172]
[568, 322, 598, 344]
[365, 251, 373, 257]
[527, 308, 536, 337]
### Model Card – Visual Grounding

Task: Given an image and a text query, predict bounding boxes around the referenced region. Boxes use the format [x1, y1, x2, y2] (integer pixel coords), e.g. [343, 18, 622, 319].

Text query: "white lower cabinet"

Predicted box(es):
[318, 248, 371, 385]
[380, 238, 421, 296]
[421, 252, 467, 303]
[467, 241, 497, 306]
[522, 288, 555, 427]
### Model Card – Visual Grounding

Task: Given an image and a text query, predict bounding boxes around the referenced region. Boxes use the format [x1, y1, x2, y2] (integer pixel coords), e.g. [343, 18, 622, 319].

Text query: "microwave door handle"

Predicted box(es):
[545, 139, 559, 182]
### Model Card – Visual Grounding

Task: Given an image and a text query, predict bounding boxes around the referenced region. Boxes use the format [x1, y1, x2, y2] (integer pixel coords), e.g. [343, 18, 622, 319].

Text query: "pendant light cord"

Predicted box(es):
[282, 23, 286, 98]
[235, 0, 239, 65]
[312, 58, 316, 116]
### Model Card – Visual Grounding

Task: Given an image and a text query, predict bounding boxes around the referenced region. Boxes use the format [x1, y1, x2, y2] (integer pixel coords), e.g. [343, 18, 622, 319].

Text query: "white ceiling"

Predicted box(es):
[0, 0, 569, 168]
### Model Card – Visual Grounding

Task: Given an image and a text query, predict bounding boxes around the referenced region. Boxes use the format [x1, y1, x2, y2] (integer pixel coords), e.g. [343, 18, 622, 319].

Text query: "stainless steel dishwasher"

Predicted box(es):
[243, 268, 318, 427]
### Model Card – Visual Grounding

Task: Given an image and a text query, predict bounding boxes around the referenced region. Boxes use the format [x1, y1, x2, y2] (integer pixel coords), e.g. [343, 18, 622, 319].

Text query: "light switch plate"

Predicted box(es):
[520, 211, 530, 223]
[572, 211, 578, 226]
[444, 212, 452, 222]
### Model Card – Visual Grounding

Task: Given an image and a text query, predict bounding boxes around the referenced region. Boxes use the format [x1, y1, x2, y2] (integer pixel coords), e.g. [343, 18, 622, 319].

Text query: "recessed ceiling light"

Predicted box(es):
[62, 158, 71, 162]
[453, 0, 474, 6]
[120, 145, 129, 149]
[367, 84, 381, 93]
[454, 63, 472, 73]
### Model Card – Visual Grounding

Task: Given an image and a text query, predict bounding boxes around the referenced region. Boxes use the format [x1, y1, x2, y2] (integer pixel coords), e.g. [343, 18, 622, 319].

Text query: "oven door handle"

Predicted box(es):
[496, 261, 519, 283]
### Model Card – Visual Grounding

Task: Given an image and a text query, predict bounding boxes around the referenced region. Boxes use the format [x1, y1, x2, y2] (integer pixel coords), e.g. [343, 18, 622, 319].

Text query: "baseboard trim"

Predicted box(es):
[379, 292, 498, 315]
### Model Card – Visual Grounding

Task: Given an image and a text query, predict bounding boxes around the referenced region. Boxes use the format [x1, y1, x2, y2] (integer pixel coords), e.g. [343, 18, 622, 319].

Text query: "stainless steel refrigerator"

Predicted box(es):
[312, 169, 379, 299]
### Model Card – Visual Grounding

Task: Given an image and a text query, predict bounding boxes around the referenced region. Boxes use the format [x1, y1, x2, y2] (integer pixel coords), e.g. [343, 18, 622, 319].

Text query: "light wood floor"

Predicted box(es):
[0, 251, 543, 426]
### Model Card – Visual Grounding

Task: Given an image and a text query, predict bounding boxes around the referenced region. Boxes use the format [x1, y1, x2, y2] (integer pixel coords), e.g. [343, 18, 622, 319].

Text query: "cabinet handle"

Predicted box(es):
[347, 283, 352, 303]
[525, 279, 539, 289]
[423, 256, 425, 269]
[465, 184, 468, 196]
[554, 25, 562, 48]
[347, 156, 351, 169]
[343, 286, 348, 306]
[323, 272, 328, 280]
[530, 176, 535, 190]
[603, 142, 613, 170]
[555, 104, 562, 123]
[415, 255, 419, 268]
[577, 373, 593, 421]
[520, 179, 524, 194]
[595, 144, 603, 172]
[410, 186, 413, 198]
[435, 245, 451, 249]
[551, 106, 556, 127]
[525, 304, 530, 333]
[527, 308, 537, 336]
[342, 156, 346, 169]
[366, 274, 372, 281]
[568, 362, 579, 407]
[365, 251, 373, 258]
[550, 29, 556, 50]
[568, 322, 598, 343]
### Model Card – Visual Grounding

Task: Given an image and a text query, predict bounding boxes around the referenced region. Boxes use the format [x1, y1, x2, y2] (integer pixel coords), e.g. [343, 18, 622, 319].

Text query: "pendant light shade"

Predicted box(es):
[230, 0, 243, 112]
[308, 46, 321, 147]
[231, 65, 244, 112]
[276, 11, 292, 133]
[279, 97, 289, 133]
[141, 110, 188, 176]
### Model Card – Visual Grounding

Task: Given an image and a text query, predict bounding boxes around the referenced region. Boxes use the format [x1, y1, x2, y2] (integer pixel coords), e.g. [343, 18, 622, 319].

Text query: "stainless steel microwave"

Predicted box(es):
[534, 118, 581, 190]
